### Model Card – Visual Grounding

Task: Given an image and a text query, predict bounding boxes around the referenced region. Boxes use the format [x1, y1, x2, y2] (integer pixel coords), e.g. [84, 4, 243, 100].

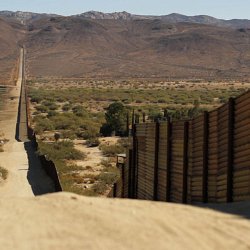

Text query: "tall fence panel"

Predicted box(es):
[233, 91, 250, 201]
[157, 122, 168, 201]
[170, 121, 186, 203]
[144, 123, 156, 200]
[190, 115, 205, 202]
[217, 103, 230, 202]
[136, 124, 147, 199]
[207, 110, 218, 202]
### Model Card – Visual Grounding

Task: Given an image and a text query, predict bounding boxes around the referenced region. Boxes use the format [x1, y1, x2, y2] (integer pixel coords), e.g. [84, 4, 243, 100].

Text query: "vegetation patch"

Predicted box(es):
[0, 166, 8, 180]
[28, 79, 248, 197]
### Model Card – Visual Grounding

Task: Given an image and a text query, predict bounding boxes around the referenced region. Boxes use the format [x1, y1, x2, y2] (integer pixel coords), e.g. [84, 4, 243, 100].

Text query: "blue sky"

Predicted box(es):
[0, 0, 249, 20]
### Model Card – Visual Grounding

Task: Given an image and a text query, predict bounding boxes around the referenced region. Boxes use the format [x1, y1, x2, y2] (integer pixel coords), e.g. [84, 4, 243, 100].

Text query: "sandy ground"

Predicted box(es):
[0, 49, 33, 196]
[74, 137, 119, 169]
[0, 192, 249, 250]
[0, 49, 54, 196]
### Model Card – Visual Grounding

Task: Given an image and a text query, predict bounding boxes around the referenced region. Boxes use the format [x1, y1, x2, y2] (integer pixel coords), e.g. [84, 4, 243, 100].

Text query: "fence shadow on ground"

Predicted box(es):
[24, 141, 56, 196]
[15, 87, 22, 142]
[196, 202, 250, 220]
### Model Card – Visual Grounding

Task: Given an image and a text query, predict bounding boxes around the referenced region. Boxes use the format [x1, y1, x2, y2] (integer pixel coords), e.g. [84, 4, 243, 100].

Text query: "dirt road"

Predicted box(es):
[0, 49, 55, 197]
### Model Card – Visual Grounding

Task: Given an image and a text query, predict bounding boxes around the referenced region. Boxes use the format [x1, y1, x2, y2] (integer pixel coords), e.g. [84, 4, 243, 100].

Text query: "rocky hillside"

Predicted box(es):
[76, 11, 250, 29]
[24, 16, 250, 80]
[0, 11, 250, 81]
[0, 11, 58, 24]
[0, 17, 24, 84]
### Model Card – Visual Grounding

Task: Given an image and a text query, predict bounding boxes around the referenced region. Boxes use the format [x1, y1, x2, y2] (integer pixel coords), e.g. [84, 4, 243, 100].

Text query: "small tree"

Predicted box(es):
[103, 102, 127, 136]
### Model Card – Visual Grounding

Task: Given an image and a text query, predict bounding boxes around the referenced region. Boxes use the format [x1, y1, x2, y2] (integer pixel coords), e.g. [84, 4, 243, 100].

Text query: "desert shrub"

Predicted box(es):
[37, 141, 86, 161]
[72, 105, 88, 117]
[61, 130, 77, 140]
[62, 103, 72, 111]
[86, 137, 100, 147]
[92, 182, 107, 195]
[59, 175, 88, 195]
[99, 167, 120, 185]
[0, 166, 8, 180]
[99, 143, 125, 157]
[50, 113, 79, 130]
[35, 105, 49, 113]
[100, 159, 113, 168]
[91, 166, 120, 195]
[34, 118, 55, 133]
[158, 99, 166, 103]
[30, 95, 42, 103]
[48, 103, 59, 111]
[47, 110, 58, 117]
[80, 125, 99, 139]
[148, 110, 163, 121]
[100, 123, 113, 137]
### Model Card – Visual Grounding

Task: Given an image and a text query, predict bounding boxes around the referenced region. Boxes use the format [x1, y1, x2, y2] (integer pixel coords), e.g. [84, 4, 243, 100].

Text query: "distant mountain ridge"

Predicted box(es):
[0, 10, 250, 81]
[0, 11, 58, 23]
[0, 10, 250, 28]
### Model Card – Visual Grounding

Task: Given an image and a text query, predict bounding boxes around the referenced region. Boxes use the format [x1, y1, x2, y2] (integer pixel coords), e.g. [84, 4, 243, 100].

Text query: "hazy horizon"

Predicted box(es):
[0, 0, 249, 20]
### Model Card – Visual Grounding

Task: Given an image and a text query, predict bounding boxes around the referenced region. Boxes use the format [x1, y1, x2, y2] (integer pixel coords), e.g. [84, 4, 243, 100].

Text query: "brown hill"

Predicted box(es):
[0, 14, 250, 81]
[24, 17, 250, 80]
[0, 18, 24, 85]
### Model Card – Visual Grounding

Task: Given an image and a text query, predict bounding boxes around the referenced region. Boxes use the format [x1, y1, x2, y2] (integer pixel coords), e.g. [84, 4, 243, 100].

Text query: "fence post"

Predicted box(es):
[143, 112, 146, 123]
[132, 124, 137, 198]
[128, 149, 133, 198]
[126, 112, 130, 136]
[166, 117, 172, 202]
[113, 183, 117, 198]
[227, 98, 235, 202]
[203, 111, 209, 203]
[154, 121, 160, 200]
[132, 109, 135, 127]
[121, 164, 125, 198]
[183, 121, 189, 204]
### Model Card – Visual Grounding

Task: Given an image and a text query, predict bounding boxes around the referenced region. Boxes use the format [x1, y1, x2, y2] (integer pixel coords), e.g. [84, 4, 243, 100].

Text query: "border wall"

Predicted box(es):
[110, 90, 250, 204]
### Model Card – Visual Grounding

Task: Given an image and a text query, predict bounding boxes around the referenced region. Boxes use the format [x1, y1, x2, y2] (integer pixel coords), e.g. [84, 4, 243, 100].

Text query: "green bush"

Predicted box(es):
[37, 141, 86, 161]
[34, 118, 54, 133]
[30, 95, 42, 103]
[62, 103, 72, 111]
[47, 110, 58, 117]
[72, 105, 88, 117]
[99, 143, 125, 157]
[61, 130, 77, 140]
[35, 105, 49, 113]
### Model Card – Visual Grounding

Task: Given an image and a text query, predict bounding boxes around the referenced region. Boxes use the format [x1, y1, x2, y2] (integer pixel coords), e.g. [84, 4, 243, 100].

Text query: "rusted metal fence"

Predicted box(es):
[111, 90, 250, 203]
